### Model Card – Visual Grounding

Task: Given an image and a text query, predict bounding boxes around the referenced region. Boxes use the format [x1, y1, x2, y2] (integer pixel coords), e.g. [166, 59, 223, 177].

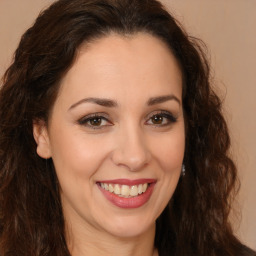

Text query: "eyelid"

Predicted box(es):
[77, 112, 113, 128]
[145, 110, 178, 125]
[77, 110, 177, 130]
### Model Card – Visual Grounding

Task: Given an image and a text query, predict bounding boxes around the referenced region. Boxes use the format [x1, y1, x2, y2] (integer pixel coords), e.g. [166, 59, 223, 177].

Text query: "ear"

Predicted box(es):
[33, 120, 52, 159]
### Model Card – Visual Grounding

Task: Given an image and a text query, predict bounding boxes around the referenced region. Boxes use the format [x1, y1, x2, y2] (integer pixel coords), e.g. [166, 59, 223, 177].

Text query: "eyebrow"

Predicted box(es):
[147, 95, 181, 106]
[69, 94, 180, 110]
[69, 97, 118, 110]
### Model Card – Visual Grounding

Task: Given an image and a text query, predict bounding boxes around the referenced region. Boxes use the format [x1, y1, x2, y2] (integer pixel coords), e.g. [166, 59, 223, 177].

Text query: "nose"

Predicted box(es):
[111, 126, 151, 171]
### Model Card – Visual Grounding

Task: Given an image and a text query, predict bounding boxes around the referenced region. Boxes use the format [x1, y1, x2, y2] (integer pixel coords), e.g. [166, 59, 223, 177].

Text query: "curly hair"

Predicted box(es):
[0, 0, 255, 255]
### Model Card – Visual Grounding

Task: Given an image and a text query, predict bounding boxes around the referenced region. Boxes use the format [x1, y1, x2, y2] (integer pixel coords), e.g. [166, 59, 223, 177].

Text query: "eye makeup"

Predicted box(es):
[145, 110, 177, 127]
[76, 109, 178, 131]
[77, 112, 113, 130]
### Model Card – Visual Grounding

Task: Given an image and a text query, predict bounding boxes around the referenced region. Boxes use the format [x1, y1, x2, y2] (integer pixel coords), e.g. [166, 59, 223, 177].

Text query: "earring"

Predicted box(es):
[181, 164, 185, 177]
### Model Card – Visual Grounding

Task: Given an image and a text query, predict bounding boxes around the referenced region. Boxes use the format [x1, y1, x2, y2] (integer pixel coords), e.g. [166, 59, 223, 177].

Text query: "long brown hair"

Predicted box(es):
[0, 0, 255, 255]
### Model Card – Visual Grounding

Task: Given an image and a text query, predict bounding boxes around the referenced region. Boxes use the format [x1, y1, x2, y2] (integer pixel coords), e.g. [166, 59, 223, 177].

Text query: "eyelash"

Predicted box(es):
[146, 110, 177, 127]
[78, 113, 112, 129]
[77, 110, 177, 130]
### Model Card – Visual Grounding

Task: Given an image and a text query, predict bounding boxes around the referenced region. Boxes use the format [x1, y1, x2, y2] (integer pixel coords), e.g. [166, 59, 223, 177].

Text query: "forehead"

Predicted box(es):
[57, 32, 182, 105]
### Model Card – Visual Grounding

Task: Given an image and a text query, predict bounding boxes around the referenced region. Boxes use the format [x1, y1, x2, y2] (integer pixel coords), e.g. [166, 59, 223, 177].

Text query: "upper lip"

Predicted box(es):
[97, 179, 156, 186]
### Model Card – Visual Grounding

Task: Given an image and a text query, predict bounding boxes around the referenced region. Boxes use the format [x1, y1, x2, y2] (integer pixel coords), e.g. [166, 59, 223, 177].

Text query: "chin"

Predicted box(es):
[101, 214, 156, 238]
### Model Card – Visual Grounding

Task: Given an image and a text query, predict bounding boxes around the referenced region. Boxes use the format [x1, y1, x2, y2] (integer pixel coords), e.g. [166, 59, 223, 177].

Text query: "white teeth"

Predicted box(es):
[121, 185, 130, 196]
[108, 183, 114, 193]
[114, 184, 121, 195]
[142, 183, 148, 193]
[138, 184, 143, 194]
[130, 185, 138, 196]
[100, 182, 149, 197]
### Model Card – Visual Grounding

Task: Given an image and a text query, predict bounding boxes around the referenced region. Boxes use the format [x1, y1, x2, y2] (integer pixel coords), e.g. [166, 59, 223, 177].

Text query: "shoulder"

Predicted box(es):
[236, 244, 256, 256]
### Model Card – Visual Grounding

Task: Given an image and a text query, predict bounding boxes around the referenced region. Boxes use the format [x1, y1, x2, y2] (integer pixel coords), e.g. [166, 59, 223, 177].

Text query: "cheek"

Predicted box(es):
[150, 129, 185, 173]
[147, 128, 185, 216]
[49, 130, 113, 216]
[49, 127, 112, 186]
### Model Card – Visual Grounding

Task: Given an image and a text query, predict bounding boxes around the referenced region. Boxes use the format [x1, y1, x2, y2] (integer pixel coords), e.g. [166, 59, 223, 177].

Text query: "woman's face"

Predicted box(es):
[34, 33, 185, 239]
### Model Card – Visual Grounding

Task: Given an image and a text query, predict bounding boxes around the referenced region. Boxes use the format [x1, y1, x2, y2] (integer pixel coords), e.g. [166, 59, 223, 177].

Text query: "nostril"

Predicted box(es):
[110, 133, 152, 171]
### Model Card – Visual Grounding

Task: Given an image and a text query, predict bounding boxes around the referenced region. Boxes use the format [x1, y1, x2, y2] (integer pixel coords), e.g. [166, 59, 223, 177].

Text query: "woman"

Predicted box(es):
[0, 0, 255, 255]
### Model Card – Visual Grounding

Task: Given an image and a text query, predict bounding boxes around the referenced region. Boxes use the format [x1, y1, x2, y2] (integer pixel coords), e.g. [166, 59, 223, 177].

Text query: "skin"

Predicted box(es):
[33, 33, 185, 256]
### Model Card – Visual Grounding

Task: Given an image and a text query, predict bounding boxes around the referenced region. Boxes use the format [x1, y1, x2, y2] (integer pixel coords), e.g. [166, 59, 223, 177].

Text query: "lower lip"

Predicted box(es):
[98, 183, 155, 209]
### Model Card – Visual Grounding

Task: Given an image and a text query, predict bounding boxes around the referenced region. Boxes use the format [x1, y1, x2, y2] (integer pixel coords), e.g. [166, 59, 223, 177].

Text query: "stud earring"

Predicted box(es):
[181, 164, 185, 177]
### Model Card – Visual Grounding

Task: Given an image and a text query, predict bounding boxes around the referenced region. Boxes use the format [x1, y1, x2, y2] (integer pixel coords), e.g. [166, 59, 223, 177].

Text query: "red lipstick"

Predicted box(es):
[97, 179, 156, 209]
[98, 178, 156, 185]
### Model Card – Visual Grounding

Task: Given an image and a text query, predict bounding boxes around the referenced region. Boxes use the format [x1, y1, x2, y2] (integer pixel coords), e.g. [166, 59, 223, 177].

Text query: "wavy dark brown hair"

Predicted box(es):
[0, 0, 255, 255]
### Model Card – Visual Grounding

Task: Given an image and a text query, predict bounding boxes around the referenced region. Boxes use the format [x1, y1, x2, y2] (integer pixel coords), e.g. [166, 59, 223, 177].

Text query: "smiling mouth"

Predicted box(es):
[98, 182, 149, 198]
[97, 179, 156, 208]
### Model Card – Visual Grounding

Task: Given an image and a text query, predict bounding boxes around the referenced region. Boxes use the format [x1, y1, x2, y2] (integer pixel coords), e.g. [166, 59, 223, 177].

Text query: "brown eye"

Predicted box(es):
[89, 117, 103, 126]
[151, 115, 164, 124]
[78, 113, 112, 130]
[146, 111, 177, 127]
